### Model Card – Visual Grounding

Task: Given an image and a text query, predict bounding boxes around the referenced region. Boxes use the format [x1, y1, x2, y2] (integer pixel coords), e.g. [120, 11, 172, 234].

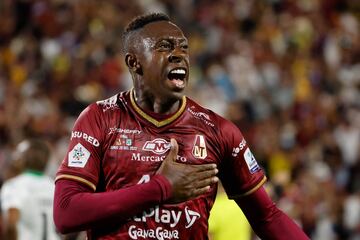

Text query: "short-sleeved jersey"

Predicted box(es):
[1, 172, 60, 240]
[56, 90, 266, 240]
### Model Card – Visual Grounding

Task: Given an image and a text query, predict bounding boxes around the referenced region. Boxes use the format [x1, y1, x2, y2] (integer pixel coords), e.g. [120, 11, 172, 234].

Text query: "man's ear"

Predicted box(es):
[125, 53, 142, 75]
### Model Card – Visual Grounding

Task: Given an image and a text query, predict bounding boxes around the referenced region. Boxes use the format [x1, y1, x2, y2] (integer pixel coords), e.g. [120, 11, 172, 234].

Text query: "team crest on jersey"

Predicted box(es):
[192, 135, 207, 159]
[243, 148, 260, 173]
[142, 138, 170, 155]
[68, 143, 90, 168]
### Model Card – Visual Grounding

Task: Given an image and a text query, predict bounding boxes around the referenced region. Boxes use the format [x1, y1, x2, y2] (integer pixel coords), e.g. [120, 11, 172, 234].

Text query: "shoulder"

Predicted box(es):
[95, 91, 130, 113]
[96, 94, 120, 112]
[1, 174, 26, 194]
[78, 92, 129, 119]
[185, 97, 236, 130]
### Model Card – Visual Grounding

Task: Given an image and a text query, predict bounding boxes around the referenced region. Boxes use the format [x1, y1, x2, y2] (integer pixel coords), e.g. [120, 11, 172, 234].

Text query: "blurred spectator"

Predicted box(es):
[209, 183, 252, 240]
[1, 139, 60, 240]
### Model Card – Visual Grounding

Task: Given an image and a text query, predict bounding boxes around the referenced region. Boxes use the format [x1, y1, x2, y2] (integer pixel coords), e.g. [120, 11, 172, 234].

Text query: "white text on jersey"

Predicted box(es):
[71, 131, 100, 147]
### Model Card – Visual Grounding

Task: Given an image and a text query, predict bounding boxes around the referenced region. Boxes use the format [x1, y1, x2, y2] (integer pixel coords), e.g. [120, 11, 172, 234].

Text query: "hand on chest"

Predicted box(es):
[109, 126, 211, 160]
[105, 126, 215, 177]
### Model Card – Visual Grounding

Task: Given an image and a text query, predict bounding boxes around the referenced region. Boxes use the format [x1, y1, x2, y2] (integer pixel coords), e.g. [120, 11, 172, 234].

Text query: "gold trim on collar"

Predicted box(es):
[130, 89, 186, 127]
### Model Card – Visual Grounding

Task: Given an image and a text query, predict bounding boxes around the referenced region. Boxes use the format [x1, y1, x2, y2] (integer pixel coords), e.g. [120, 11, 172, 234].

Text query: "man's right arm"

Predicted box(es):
[53, 174, 172, 233]
[3, 208, 20, 240]
[54, 138, 218, 234]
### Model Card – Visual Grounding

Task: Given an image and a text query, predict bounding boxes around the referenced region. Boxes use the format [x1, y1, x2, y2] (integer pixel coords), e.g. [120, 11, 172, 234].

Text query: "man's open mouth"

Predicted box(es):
[167, 67, 187, 88]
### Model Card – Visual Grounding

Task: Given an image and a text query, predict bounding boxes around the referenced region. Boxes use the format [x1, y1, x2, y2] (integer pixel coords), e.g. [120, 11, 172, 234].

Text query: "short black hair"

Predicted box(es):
[123, 13, 171, 52]
[124, 12, 170, 36]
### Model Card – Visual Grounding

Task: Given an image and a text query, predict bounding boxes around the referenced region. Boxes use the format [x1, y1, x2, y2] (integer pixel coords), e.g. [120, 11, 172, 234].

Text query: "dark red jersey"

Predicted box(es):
[56, 90, 266, 240]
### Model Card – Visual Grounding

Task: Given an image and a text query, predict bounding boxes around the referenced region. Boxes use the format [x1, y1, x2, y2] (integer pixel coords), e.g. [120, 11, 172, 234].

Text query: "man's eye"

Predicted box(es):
[158, 43, 171, 49]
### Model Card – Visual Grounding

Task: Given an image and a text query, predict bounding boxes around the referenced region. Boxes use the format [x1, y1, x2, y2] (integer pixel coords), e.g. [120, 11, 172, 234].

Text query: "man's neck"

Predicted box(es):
[133, 89, 181, 115]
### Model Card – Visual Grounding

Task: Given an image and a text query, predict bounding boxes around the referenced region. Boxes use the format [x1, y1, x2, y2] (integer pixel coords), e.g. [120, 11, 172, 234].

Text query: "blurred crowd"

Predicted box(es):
[0, 0, 359, 239]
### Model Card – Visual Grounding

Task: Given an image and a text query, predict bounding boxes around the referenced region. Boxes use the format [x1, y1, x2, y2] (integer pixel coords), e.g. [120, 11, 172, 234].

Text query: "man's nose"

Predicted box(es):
[168, 54, 183, 63]
[168, 48, 184, 63]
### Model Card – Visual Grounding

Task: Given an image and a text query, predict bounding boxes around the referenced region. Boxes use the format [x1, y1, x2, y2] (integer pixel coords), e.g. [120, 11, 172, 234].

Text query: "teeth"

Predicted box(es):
[170, 69, 186, 74]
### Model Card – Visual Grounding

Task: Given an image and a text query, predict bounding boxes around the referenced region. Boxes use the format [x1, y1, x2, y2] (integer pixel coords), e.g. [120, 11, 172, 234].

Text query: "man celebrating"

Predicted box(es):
[54, 13, 309, 239]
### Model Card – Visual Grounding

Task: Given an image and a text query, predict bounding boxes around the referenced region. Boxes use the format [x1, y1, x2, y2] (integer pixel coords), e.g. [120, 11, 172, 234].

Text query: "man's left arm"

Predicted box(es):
[217, 119, 309, 239]
[235, 186, 309, 240]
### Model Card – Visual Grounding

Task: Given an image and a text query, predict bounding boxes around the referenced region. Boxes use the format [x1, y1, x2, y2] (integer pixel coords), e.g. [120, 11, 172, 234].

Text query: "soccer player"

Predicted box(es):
[1, 139, 60, 240]
[53, 13, 309, 239]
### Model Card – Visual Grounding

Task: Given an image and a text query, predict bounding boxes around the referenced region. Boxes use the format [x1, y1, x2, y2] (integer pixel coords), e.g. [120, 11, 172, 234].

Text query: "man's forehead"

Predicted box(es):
[140, 21, 186, 41]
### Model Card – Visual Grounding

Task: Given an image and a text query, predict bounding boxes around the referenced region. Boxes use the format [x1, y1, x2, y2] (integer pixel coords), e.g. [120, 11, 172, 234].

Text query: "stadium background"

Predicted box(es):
[0, 0, 359, 239]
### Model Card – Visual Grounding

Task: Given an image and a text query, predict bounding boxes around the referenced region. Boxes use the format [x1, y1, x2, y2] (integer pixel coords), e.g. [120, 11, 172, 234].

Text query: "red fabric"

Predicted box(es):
[53, 175, 172, 234]
[236, 187, 310, 240]
[56, 91, 264, 199]
[55, 91, 265, 239]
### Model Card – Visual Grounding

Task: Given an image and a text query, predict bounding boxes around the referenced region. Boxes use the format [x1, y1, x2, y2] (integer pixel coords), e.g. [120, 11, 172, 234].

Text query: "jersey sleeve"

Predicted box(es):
[218, 119, 266, 199]
[55, 103, 105, 191]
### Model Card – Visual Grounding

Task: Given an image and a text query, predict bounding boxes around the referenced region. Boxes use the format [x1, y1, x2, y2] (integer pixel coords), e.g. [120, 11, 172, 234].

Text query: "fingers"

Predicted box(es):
[159, 137, 220, 203]
[188, 182, 217, 198]
[192, 163, 217, 172]
[193, 168, 219, 181]
[170, 178, 218, 203]
[192, 186, 212, 197]
[180, 170, 218, 200]
[193, 176, 219, 189]
[165, 138, 179, 162]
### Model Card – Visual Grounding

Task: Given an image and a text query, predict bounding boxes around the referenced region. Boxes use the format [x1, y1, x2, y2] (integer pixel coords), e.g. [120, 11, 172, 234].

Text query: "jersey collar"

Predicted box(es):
[129, 89, 186, 127]
[24, 169, 44, 176]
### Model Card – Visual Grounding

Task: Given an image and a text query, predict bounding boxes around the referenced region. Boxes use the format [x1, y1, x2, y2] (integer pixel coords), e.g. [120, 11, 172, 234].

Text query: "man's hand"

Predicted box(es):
[156, 138, 218, 203]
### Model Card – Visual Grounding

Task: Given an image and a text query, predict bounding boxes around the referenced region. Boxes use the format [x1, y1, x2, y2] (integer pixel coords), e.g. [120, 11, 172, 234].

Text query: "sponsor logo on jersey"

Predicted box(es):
[232, 138, 247, 157]
[108, 127, 142, 135]
[142, 138, 170, 155]
[97, 95, 118, 112]
[128, 225, 179, 240]
[131, 153, 187, 163]
[68, 143, 90, 168]
[132, 205, 200, 228]
[184, 206, 201, 228]
[243, 148, 260, 173]
[187, 107, 214, 127]
[192, 135, 207, 159]
[71, 131, 100, 147]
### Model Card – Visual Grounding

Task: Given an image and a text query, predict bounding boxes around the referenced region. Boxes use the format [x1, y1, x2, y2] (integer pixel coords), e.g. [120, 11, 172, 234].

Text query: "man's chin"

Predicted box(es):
[170, 91, 185, 100]
[167, 78, 186, 91]
[163, 80, 187, 101]
[163, 89, 185, 103]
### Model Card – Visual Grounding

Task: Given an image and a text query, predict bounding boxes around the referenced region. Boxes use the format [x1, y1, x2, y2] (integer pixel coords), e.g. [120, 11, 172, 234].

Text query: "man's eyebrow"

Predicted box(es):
[156, 37, 188, 43]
